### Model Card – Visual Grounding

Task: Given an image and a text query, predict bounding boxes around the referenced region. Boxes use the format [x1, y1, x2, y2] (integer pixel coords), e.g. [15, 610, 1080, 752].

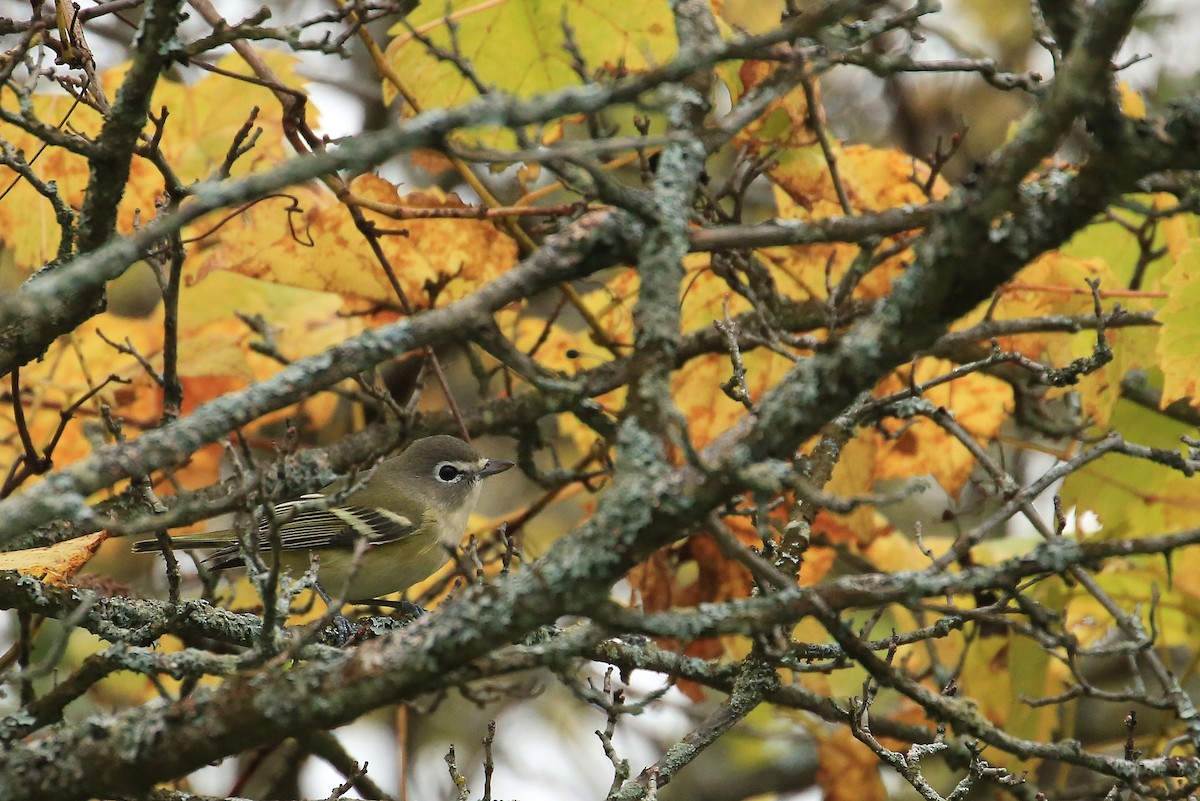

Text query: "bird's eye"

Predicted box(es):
[437, 463, 463, 482]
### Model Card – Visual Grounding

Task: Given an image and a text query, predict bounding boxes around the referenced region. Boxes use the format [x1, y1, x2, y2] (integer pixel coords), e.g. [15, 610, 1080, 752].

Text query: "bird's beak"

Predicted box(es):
[479, 459, 515, 477]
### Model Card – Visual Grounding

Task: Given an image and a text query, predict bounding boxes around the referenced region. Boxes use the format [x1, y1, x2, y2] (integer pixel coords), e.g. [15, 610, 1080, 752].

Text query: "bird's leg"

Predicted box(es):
[314, 581, 354, 645]
[349, 597, 426, 620]
[398, 600, 426, 619]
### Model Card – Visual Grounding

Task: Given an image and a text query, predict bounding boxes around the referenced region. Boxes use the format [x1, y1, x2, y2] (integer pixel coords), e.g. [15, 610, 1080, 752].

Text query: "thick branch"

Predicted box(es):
[74, 0, 184, 253]
[5, 522, 1200, 799]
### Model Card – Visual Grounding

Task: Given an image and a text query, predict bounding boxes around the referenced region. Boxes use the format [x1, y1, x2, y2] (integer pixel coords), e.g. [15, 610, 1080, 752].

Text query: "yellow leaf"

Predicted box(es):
[411, 148, 456, 176]
[865, 531, 947, 572]
[0, 532, 108, 584]
[500, 307, 625, 454]
[510, 257, 805, 452]
[0, 53, 303, 274]
[1159, 202, 1200, 260]
[1157, 242, 1200, 407]
[815, 434, 890, 547]
[383, 0, 678, 146]
[1164, 542, 1200, 603]
[186, 176, 518, 309]
[958, 252, 1109, 360]
[1117, 81, 1146, 119]
[1059, 201, 1186, 426]
[2, 276, 359, 493]
[730, 61, 947, 215]
[0, 311, 166, 475]
[716, 0, 786, 33]
[958, 632, 1057, 754]
[954, 250, 1135, 426]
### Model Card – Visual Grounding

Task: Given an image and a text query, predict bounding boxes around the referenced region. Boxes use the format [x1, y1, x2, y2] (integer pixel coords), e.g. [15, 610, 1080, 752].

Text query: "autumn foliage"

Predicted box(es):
[2, 2, 1200, 800]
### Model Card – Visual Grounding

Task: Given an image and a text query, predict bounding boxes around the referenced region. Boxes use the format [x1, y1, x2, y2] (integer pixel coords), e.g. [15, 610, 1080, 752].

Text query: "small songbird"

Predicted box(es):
[133, 435, 513, 604]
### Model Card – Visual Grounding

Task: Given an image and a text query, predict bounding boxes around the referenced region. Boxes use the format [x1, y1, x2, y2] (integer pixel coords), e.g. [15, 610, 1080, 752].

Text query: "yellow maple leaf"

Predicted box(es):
[0, 311, 164, 475]
[715, 0, 787, 33]
[958, 252, 1112, 361]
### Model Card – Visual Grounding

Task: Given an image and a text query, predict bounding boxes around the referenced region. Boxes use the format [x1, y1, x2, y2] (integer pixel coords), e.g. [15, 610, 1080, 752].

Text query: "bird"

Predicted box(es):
[133, 435, 514, 607]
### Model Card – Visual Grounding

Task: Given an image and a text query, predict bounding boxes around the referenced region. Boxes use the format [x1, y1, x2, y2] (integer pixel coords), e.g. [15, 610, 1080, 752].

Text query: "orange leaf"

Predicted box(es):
[411, 148, 456, 176]
[816, 728, 886, 801]
[815, 434, 892, 548]
[872, 359, 1013, 496]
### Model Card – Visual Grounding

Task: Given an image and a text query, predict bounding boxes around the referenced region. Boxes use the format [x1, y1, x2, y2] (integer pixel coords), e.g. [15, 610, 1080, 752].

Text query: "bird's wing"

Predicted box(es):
[201, 497, 418, 571]
[269, 503, 418, 549]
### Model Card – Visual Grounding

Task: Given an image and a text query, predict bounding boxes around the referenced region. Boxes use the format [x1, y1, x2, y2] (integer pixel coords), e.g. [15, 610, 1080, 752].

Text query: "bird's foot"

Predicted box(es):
[331, 614, 355, 647]
[397, 600, 426, 619]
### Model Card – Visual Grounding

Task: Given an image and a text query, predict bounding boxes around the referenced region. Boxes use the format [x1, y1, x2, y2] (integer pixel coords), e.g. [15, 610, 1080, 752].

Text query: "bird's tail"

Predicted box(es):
[131, 532, 236, 553]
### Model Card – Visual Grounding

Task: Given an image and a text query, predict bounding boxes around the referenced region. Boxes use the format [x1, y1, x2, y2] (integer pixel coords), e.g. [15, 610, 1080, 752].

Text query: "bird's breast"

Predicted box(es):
[433, 484, 482, 546]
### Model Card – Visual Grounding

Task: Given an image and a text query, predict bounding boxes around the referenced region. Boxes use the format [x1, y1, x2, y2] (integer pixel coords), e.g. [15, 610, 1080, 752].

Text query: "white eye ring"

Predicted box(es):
[436, 462, 465, 483]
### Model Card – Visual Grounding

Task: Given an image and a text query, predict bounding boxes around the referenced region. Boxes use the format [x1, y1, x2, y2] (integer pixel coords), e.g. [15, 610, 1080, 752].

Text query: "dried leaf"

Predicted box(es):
[0, 532, 108, 584]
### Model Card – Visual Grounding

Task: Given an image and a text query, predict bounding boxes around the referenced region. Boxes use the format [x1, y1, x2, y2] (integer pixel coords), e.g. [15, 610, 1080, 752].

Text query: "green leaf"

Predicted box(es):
[1061, 197, 1177, 290]
[1060, 399, 1199, 539]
